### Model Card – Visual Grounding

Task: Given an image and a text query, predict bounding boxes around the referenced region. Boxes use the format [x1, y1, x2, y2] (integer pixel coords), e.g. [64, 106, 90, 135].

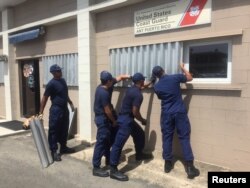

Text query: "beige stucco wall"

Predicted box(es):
[95, 0, 250, 170]
[45, 19, 78, 55]
[14, 19, 78, 58]
[12, 0, 77, 28]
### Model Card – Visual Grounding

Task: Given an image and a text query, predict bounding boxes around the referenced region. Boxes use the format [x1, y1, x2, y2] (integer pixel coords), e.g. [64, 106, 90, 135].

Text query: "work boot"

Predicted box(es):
[51, 152, 62, 162]
[92, 167, 109, 177]
[185, 161, 200, 179]
[110, 165, 129, 181]
[135, 152, 153, 161]
[164, 160, 173, 173]
[60, 146, 75, 154]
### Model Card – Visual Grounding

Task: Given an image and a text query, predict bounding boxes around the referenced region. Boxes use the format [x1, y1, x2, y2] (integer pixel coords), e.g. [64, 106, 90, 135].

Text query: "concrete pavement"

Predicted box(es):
[0, 126, 230, 188]
[68, 138, 229, 188]
[0, 132, 162, 188]
[0, 120, 27, 138]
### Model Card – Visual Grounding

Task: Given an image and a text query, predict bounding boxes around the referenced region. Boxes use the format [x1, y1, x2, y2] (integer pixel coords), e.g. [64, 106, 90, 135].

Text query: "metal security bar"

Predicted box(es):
[110, 41, 183, 86]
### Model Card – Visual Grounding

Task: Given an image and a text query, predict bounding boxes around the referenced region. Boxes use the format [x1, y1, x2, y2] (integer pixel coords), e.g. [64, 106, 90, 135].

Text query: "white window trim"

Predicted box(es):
[184, 40, 232, 84]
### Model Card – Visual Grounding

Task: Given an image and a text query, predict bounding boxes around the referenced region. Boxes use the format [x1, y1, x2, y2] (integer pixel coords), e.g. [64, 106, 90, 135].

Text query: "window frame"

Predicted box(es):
[184, 40, 232, 84]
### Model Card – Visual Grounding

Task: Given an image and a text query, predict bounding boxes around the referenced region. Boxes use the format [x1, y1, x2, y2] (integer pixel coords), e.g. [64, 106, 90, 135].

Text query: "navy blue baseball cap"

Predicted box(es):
[152, 65, 164, 77]
[100, 71, 113, 81]
[132, 72, 146, 83]
[50, 64, 62, 73]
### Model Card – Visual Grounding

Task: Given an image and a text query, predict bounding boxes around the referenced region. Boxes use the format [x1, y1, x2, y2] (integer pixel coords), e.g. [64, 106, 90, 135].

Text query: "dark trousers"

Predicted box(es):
[104, 110, 118, 162]
[161, 112, 194, 161]
[110, 115, 145, 166]
[104, 126, 118, 162]
[48, 105, 69, 152]
[92, 116, 111, 168]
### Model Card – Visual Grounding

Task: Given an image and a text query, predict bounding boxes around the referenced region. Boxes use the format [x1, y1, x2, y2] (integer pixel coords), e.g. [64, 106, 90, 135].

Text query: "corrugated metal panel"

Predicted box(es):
[42, 53, 78, 86]
[110, 42, 183, 86]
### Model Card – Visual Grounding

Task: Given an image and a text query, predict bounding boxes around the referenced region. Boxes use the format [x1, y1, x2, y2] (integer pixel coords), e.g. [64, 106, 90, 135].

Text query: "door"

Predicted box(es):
[20, 60, 40, 118]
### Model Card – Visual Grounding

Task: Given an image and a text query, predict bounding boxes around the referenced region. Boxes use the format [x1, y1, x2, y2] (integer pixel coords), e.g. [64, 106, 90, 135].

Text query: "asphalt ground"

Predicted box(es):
[0, 126, 231, 188]
[0, 132, 163, 188]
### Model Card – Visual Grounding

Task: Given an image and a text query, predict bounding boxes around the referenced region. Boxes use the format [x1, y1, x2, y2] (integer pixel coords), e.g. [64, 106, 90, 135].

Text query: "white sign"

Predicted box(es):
[134, 0, 211, 35]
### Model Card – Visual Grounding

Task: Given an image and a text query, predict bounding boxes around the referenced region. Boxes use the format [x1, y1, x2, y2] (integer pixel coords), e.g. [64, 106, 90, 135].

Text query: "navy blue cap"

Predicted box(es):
[100, 71, 113, 81]
[50, 64, 62, 73]
[152, 66, 164, 77]
[132, 72, 146, 83]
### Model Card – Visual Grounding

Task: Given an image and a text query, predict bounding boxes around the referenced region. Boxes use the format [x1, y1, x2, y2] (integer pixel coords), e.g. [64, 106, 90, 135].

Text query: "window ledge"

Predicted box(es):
[181, 83, 243, 91]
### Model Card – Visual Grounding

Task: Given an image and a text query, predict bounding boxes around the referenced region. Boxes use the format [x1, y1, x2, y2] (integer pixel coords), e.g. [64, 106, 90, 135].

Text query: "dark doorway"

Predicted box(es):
[20, 59, 40, 117]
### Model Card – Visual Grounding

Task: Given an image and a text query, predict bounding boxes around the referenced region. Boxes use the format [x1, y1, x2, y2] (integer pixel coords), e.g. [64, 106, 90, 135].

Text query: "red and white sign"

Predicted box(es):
[134, 0, 211, 35]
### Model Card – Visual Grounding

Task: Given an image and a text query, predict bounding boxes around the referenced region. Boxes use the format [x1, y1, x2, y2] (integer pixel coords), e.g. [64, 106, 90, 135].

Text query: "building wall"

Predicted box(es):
[12, 0, 77, 28]
[10, 19, 78, 127]
[14, 19, 78, 59]
[0, 0, 78, 121]
[45, 19, 78, 55]
[95, 0, 250, 170]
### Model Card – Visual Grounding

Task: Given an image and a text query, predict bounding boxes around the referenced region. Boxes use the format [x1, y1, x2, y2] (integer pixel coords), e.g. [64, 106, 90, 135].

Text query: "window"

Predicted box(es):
[110, 42, 183, 86]
[184, 40, 232, 83]
[42, 53, 78, 86]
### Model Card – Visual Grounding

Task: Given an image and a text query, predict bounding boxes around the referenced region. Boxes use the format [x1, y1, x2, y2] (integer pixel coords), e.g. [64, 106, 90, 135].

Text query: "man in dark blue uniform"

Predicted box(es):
[104, 74, 131, 166]
[109, 73, 152, 181]
[39, 64, 75, 162]
[92, 71, 118, 177]
[151, 63, 199, 179]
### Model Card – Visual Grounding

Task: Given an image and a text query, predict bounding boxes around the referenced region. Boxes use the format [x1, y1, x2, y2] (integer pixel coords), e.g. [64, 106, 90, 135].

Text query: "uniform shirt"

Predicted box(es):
[153, 74, 187, 114]
[44, 78, 69, 107]
[94, 85, 110, 115]
[119, 85, 143, 115]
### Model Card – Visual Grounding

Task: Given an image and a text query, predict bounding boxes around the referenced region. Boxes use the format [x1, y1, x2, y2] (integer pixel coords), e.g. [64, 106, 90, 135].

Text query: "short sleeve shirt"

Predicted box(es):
[94, 85, 110, 115]
[119, 85, 143, 114]
[44, 78, 68, 107]
[153, 74, 187, 113]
